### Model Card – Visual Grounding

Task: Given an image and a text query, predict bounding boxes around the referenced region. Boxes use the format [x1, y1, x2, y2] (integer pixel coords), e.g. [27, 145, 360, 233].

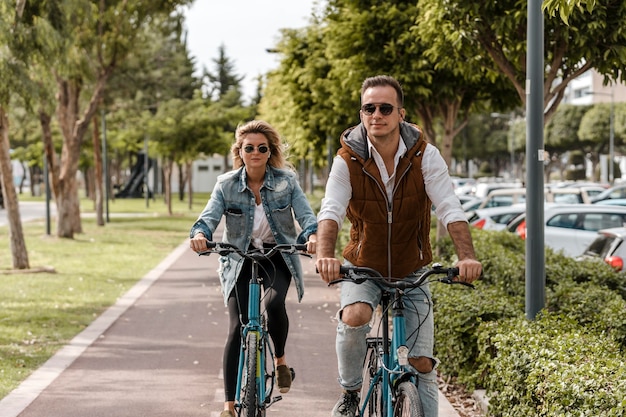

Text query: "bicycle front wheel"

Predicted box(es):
[393, 381, 424, 417]
[242, 332, 259, 417]
[360, 338, 383, 416]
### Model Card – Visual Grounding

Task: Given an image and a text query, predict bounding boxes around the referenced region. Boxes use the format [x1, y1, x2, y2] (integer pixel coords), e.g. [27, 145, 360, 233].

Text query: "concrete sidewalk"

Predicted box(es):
[0, 228, 460, 416]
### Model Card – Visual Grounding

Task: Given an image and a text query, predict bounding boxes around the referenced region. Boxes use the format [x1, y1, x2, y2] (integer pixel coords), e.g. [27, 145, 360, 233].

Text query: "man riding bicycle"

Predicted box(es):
[315, 75, 482, 417]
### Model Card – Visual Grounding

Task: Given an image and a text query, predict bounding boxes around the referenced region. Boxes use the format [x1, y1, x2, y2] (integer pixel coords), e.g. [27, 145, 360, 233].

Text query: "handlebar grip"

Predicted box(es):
[293, 244, 308, 251]
[205, 241, 217, 249]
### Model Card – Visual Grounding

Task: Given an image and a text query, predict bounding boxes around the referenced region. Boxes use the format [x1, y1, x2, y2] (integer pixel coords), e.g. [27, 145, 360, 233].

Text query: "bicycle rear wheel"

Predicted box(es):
[393, 381, 424, 417]
[360, 338, 383, 416]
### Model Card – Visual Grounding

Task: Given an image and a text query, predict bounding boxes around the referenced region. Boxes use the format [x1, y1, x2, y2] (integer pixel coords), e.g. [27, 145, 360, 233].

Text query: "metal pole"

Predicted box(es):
[526, 0, 546, 320]
[609, 89, 615, 184]
[509, 112, 515, 177]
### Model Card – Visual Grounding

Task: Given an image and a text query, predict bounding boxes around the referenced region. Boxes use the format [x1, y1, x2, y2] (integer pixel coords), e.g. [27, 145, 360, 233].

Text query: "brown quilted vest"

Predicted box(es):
[338, 125, 432, 278]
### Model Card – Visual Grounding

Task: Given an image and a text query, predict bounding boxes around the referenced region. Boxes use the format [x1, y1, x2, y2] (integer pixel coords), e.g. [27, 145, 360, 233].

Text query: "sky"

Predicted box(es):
[183, 0, 319, 103]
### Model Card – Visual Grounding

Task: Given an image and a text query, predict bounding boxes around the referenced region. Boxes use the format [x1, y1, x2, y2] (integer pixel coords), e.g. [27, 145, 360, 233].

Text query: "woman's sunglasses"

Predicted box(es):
[243, 145, 269, 154]
[361, 103, 397, 116]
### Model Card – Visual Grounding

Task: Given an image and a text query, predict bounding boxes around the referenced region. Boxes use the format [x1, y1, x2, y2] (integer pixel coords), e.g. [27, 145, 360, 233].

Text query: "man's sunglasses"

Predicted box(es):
[361, 103, 398, 116]
[243, 145, 270, 154]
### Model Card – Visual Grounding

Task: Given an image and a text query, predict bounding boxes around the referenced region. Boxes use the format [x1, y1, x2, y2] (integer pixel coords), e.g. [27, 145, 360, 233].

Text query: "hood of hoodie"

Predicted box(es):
[340, 121, 423, 161]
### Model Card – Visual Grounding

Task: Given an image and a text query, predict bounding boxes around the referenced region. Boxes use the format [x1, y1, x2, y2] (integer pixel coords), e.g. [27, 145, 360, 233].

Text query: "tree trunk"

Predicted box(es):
[0, 106, 30, 269]
[163, 159, 173, 216]
[53, 70, 112, 238]
[186, 161, 193, 210]
[178, 161, 185, 201]
[92, 117, 104, 226]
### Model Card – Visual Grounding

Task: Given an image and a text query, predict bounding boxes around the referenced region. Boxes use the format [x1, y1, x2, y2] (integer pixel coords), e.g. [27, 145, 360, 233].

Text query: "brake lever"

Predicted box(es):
[439, 277, 476, 289]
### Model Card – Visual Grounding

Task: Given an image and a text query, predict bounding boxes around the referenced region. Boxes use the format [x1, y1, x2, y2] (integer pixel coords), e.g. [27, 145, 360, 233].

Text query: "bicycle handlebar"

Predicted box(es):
[199, 241, 311, 259]
[328, 263, 475, 289]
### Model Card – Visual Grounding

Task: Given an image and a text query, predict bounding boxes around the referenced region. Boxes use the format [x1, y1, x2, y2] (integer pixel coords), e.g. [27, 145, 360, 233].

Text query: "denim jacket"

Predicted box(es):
[190, 166, 318, 306]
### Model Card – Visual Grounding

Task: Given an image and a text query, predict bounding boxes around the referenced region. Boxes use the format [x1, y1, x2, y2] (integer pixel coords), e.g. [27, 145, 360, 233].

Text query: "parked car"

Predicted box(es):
[476, 188, 527, 209]
[451, 177, 476, 195]
[591, 183, 626, 203]
[474, 187, 593, 212]
[507, 204, 626, 257]
[593, 198, 626, 206]
[577, 227, 626, 271]
[471, 182, 523, 199]
[467, 204, 526, 231]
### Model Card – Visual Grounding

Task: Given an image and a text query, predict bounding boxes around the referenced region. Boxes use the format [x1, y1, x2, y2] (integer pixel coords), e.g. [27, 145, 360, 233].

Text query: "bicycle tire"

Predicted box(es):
[393, 381, 424, 417]
[242, 332, 258, 417]
[360, 339, 383, 416]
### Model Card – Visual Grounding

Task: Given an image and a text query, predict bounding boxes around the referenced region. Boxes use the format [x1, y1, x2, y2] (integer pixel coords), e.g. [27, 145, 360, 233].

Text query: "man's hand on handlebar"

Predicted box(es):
[315, 257, 343, 284]
[455, 258, 482, 284]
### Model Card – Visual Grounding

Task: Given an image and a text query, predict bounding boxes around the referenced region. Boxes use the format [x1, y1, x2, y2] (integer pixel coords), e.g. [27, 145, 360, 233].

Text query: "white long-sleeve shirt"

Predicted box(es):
[317, 137, 467, 229]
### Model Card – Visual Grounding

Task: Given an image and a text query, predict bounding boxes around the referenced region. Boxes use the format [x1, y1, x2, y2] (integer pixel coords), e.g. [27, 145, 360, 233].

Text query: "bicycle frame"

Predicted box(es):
[331, 264, 472, 417]
[359, 289, 416, 417]
[234, 256, 283, 416]
[200, 242, 309, 417]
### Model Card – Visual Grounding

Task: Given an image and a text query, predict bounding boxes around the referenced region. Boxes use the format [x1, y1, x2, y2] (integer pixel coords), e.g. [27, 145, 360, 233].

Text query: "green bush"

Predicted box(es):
[475, 314, 626, 416]
[432, 228, 626, 415]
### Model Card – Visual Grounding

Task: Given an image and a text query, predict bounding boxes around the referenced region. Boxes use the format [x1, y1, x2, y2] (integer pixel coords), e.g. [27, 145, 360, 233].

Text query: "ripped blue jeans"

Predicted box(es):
[336, 271, 439, 416]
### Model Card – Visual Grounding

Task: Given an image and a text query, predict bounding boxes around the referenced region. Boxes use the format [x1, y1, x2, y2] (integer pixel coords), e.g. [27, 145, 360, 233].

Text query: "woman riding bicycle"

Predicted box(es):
[189, 120, 318, 417]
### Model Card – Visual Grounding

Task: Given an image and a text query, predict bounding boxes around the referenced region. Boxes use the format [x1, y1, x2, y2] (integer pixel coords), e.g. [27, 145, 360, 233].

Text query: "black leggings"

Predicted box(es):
[223, 251, 292, 401]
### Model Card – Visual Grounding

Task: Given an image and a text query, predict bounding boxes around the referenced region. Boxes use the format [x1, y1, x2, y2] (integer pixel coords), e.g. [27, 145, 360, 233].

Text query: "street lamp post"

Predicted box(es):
[491, 112, 516, 179]
[586, 88, 615, 184]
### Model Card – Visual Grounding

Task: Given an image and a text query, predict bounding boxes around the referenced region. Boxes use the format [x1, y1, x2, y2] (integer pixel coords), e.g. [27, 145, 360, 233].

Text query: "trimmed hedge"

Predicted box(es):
[432, 229, 626, 415]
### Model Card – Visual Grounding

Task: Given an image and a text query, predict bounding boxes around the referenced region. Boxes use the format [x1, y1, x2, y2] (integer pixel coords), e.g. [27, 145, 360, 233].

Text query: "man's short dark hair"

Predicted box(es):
[361, 75, 404, 107]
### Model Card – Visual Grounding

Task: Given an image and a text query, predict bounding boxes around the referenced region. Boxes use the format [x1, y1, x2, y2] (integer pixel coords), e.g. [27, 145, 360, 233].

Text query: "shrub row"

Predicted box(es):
[432, 229, 626, 416]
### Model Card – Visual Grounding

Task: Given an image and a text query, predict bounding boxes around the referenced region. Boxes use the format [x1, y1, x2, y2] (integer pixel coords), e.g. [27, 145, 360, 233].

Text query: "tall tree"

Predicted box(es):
[202, 44, 245, 104]
[262, 0, 517, 168]
[38, 0, 192, 238]
[0, 0, 65, 268]
[419, 0, 626, 124]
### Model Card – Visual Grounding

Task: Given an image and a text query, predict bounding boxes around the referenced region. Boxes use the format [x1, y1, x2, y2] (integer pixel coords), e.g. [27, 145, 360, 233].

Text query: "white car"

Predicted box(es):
[507, 204, 626, 257]
[467, 204, 526, 231]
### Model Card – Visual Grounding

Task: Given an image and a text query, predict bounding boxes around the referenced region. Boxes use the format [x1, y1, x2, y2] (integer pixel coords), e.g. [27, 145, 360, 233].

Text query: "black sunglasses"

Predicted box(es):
[243, 145, 270, 154]
[361, 103, 398, 116]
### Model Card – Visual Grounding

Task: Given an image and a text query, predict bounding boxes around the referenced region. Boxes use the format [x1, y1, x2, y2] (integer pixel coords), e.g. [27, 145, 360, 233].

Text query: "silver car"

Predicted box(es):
[507, 204, 626, 257]
[578, 227, 626, 271]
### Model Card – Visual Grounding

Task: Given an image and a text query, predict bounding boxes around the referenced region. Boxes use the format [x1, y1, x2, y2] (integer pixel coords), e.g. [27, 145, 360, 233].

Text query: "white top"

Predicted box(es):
[252, 203, 276, 249]
[317, 137, 467, 229]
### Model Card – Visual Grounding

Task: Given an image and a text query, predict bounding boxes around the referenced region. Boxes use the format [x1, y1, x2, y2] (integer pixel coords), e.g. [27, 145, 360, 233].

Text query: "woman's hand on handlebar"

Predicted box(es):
[315, 257, 342, 284]
[306, 233, 317, 255]
[190, 233, 209, 253]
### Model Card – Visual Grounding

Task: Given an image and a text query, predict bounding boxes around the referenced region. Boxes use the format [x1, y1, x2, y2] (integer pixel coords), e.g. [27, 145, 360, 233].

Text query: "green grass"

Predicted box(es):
[0, 195, 208, 398]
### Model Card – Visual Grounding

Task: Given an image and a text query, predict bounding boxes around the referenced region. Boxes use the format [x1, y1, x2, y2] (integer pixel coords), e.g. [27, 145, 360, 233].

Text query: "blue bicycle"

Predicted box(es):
[201, 241, 309, 417]
[329, 263, 473, 417]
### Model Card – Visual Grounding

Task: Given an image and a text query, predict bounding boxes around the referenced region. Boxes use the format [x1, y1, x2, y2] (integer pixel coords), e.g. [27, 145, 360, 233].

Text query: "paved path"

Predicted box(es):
[0, 221, 460, 417]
